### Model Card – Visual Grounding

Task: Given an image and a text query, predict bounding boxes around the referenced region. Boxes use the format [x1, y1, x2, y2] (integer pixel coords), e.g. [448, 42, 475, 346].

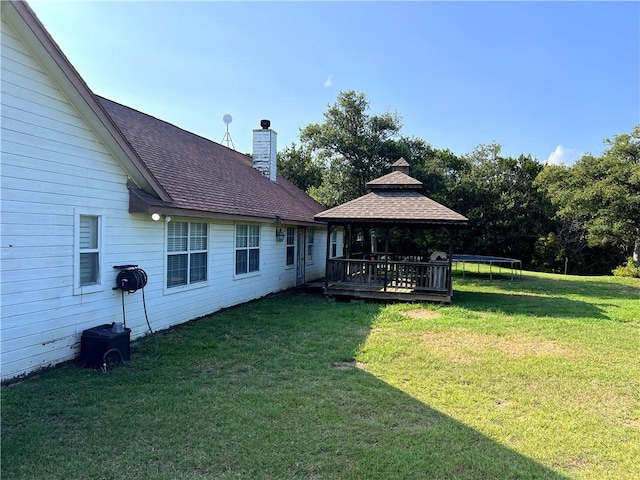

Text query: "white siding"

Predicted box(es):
[1, 17, 138, 380]
[0, 17, 327, 382]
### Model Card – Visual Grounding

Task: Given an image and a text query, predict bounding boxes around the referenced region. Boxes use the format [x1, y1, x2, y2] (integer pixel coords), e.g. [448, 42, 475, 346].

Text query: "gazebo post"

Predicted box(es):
[324, 222, 332, 290]
[447, 228, 454, 297]
[383, 227, 390, 292]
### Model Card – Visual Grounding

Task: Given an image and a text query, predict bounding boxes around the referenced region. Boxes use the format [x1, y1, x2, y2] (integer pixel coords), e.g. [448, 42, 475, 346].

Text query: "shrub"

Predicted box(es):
[612, 258, 640, 278]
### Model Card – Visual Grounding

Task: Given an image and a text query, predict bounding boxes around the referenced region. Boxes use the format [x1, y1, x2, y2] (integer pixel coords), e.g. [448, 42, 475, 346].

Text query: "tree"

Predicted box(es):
[397, 137, 468, 204]
[447, 144, 549, 267]
[277, 143, 324, 193]
[300, 90, 404, 206]
[533, 164, 588, 271]
[536, 125, 640, 263]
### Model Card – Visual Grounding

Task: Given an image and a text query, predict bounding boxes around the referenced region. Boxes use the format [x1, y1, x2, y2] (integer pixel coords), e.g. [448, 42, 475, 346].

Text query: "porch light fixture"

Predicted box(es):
[275, 228, 285, 242]
[151, 213, 171, 223]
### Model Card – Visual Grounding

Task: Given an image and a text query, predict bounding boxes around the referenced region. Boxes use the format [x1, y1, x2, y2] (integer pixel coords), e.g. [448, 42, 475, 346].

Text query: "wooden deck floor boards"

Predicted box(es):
[324, 282, 451, 303]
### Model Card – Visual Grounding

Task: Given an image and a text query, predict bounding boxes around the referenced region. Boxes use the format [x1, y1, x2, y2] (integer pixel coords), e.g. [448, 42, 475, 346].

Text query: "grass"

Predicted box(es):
[1, 269, 639, 479]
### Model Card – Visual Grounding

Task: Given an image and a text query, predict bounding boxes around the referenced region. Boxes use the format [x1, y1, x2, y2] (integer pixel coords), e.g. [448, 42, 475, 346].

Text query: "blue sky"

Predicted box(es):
[29, 1, 639, 165]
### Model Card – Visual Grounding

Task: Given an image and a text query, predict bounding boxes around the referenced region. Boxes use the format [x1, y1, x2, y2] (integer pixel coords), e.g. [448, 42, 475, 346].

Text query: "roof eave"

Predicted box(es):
[314, 216, 469, 226]
[130, 189, 324, 226]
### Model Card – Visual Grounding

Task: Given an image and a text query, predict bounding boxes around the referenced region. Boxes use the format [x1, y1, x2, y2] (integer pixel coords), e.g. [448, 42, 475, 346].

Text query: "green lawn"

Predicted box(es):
[2, 270, 639, 479]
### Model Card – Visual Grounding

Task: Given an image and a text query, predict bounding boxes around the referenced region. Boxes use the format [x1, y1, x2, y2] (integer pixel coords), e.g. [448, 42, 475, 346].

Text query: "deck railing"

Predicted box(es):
[327, 258, 450, 293]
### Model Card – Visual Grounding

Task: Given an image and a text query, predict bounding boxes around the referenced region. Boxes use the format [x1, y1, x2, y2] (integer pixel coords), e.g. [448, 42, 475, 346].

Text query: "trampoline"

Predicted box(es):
[452, 254, 523, 280]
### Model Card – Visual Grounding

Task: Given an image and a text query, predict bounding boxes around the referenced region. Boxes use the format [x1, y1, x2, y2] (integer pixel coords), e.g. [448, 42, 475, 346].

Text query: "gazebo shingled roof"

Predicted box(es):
[366, 170, 423, 189]
[314, 160, 468, 225]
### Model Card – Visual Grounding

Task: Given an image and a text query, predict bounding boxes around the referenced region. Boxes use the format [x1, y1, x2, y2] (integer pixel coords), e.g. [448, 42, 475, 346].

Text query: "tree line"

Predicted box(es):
[278, 91, 640, 275]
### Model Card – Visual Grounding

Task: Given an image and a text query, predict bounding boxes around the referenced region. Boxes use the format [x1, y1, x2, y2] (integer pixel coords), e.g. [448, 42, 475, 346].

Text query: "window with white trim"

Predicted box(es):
[74, 210, 104, 295]
[79, 215, 100, 287]
[307, 229, 314, 264]
[286, 227, 295, 266]
[235, 224, 260, 275]
[167, 221, 208, 288]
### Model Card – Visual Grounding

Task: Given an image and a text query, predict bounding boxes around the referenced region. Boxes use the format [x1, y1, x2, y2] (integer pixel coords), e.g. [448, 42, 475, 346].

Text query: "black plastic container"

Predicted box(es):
[79, 324, 131, 368]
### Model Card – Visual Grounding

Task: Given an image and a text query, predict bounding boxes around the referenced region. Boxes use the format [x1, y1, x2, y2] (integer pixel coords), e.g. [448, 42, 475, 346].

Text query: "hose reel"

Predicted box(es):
[113, 265, 148, 293]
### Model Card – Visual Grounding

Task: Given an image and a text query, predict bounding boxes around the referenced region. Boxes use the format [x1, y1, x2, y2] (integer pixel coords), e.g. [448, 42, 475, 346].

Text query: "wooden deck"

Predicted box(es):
[324, 258, 452, 303]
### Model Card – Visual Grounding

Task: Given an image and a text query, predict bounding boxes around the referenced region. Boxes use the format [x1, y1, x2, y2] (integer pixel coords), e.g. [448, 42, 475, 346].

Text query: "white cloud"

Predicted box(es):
[324, 75, 333, 88]
[546, 145, 579, 165]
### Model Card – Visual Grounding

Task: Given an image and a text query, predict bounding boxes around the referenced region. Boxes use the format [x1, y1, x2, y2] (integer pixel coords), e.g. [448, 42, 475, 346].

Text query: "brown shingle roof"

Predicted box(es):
[391, 158, 410, 168]
[315, 190, 468, 224]
[99, 97, 325, 224]
[389, 157, 411, 176]
[367, 171, 423, 190]
[315, 163, 468, 225]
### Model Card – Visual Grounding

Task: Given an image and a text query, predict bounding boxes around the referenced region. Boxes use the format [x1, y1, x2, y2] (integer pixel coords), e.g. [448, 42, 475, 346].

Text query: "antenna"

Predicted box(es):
[221, 114, 235, 150]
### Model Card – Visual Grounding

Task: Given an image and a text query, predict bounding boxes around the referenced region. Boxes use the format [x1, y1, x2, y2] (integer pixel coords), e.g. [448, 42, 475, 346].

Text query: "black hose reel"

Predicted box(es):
[89, 264, 153, 373]
[113, 265, 148, 293]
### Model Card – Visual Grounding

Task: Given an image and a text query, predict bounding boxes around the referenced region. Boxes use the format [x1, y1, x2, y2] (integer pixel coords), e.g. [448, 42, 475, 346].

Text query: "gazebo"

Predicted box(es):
[314, 158, 468, 303]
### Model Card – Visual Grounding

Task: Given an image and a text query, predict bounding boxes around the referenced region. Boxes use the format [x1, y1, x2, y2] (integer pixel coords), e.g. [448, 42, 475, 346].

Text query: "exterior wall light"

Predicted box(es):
[152, 213, 171, 223]
[275, 228, 285, 242]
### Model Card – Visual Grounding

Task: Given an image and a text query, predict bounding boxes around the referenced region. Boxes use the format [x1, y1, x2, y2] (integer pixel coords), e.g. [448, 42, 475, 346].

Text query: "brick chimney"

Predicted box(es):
[252, 119, 277, 182]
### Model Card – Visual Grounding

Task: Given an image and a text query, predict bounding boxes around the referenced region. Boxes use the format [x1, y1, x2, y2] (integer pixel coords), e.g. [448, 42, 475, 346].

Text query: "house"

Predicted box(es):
[0, 1, 341, 382]
[315, 158, 468, 303]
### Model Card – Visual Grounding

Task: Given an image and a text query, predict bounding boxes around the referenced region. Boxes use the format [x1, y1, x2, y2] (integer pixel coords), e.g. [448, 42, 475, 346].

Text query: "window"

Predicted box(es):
[235, 224, 260, 275]
[331, 230, 338, 258]
[167, 221, 208, 288]
[79, 215, 100, 286]
[74, 210, 103, 295]
[307, 229, 314, 264]
[286, 227, 295, 266]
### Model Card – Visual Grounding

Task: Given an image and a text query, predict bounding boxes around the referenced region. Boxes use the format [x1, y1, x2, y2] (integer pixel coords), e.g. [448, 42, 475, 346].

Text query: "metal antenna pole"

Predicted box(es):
[221, 114, 235, 150]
